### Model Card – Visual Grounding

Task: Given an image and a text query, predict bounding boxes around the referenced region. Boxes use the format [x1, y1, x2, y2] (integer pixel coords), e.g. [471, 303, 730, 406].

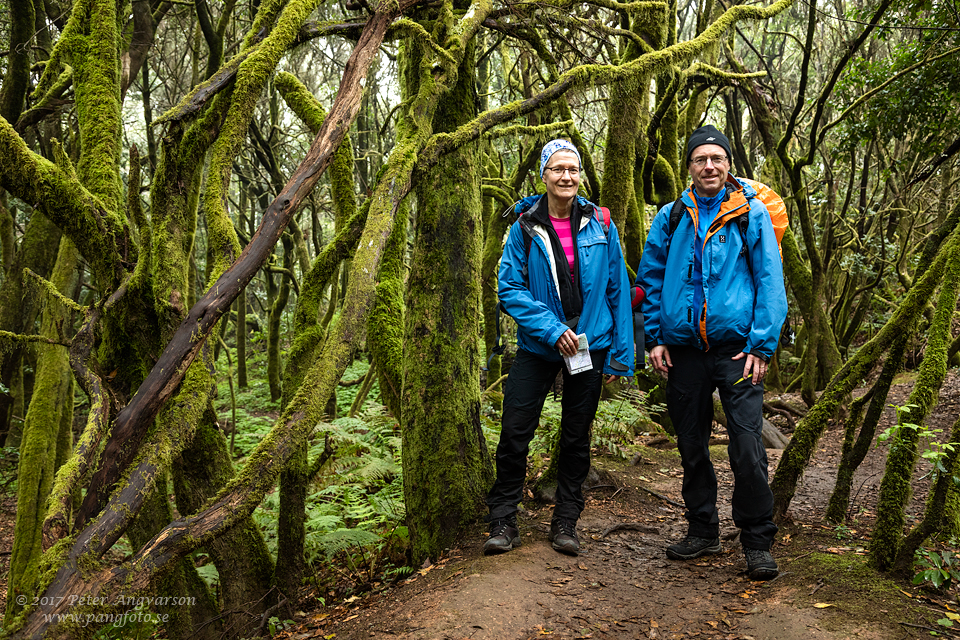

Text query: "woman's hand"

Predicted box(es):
[555, 329, 579, 356]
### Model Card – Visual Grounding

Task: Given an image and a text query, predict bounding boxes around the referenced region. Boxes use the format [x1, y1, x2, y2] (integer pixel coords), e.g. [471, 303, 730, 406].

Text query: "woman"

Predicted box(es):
[484, 139, 634, 557]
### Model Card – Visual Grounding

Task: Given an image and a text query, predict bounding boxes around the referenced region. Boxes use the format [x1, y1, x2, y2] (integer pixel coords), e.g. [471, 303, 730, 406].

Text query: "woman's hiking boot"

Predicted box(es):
[483, 518, 521, 555]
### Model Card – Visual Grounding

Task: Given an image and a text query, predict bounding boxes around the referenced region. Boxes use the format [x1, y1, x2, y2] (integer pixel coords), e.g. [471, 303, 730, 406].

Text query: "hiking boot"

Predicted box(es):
[549, 518, 580, 556]
[483, 519, 521, 555]
[666, 535, 722, 560]
[744, 548, 779, 580]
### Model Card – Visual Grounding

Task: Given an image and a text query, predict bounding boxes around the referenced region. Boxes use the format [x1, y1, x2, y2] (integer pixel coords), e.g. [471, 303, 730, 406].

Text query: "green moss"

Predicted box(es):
[5, 239, 78, 619]
[772, 226, 960, 522]
[786, 551, 922, 625]
[368, 199, 408, 418]
[871, 240, 960, 570]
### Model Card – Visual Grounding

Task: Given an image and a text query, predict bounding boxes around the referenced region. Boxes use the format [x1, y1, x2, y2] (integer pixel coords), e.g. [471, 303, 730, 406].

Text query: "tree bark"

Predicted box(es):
[401, 28, 495, 562]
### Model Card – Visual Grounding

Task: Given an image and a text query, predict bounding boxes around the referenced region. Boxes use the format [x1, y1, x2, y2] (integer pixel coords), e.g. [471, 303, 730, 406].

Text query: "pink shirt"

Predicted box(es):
[549, 215, 575, 277]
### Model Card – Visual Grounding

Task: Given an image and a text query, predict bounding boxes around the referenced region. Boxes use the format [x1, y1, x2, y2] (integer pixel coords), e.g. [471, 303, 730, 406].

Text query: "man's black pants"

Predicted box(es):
[666, 343, 777, 550]
[487, 347, 606, 522]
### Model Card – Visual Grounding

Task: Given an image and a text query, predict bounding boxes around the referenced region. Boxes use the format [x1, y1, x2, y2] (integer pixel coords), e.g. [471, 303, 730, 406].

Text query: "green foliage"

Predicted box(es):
[913, 547, 960, 591]
[0, 445, 19, 494]
[878, 403, 959, 476]
[335, 358, 380, 417]
[252, 413, 409, 592]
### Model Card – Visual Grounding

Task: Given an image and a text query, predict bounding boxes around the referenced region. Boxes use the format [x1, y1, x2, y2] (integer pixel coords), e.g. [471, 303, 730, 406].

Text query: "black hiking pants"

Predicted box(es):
[487, 347, 607, 523]
[666, 342, 778, 550]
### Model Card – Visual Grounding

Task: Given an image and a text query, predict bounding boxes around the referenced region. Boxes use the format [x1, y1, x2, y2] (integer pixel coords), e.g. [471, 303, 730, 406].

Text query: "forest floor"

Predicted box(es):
[277, 371, 960, 640]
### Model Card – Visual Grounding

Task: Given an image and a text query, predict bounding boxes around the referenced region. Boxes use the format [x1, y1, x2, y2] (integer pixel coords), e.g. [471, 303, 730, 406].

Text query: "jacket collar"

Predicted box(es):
[517, 194, 592, 229]
[680, 174, 755, 209]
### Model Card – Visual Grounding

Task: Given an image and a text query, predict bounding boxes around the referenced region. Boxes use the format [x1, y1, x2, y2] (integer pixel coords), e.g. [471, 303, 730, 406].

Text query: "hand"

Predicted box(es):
[555, 329, 579, 357]
[650, 345, 672, 378]
[604, 374, 617, 384]
[732, 352, 767, 385]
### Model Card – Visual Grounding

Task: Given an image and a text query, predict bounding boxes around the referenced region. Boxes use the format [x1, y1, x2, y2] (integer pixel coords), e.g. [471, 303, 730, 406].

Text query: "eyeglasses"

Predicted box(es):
[544, 166, 580, 176]
[690, 155, 729, 167]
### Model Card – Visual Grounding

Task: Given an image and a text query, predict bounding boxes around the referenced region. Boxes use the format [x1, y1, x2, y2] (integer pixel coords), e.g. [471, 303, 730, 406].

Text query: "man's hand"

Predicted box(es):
[555, 329, 579, 357]
[650, 345, 672, 378]
[732, 351, 767, 385]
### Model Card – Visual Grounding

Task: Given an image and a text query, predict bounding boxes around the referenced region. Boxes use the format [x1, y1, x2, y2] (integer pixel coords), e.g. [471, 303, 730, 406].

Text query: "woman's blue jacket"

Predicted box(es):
[498, 195, 634, 376]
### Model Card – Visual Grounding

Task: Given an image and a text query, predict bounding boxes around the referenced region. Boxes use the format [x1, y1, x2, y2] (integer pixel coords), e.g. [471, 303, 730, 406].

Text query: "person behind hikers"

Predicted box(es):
[484, 139, 634, 557]
[636, 125, 787, 580]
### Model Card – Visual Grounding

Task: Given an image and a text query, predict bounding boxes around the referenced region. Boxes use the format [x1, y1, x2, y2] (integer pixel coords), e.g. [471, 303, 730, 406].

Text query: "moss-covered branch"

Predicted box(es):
[42, 308, 113, 549]
[203, 0, 323, 281]
[22, 269, 86, 315]
[870, 238, 960, 571]
[416, 0, 793, 172]
[0, 332, 68, 349]
[0, 118, 128, 289]
[483, 120, 572, 140]
[771, 222, 960, 522]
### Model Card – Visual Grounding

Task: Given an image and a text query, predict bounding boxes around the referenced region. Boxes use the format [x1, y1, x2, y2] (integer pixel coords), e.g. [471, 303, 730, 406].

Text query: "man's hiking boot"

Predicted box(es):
[666, 535, 722, 560]
[483, 519, 520, 555]
[744, 548, 779, 580]
[549, 518, 580, 556]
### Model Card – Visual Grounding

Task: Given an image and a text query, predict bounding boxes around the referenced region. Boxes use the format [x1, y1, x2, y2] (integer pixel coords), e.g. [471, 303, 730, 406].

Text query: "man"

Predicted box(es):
[637, 125, 787, 580]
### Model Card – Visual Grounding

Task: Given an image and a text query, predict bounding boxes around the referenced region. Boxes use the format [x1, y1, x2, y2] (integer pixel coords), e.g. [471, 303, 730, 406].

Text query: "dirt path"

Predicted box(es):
[285, 373, 960, 640]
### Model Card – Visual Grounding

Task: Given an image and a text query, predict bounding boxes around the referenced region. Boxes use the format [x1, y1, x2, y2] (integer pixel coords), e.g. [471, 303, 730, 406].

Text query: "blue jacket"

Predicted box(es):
[499, 195, 634, 375]
[637, 176, 787, 360]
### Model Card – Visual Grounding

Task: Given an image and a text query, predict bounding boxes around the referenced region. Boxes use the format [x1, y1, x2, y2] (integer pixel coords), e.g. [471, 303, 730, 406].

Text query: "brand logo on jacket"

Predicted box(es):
[719, 235, 726, 243]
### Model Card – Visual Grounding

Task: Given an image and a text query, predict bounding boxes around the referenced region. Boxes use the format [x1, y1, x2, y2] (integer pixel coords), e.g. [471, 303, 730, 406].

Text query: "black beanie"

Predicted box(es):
[686, 125, 733, 164]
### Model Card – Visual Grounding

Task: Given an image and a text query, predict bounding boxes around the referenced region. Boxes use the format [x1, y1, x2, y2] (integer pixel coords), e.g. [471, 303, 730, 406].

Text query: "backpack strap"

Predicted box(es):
[594, 205, 611, 232]
[668, 196, 754, 273]
[668, 198, 685, 237]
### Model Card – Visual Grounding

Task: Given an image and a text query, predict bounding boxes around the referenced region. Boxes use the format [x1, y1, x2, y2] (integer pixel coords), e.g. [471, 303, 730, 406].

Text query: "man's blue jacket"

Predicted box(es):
[499, 195, 634, 376]
[637, 176, 787, 360]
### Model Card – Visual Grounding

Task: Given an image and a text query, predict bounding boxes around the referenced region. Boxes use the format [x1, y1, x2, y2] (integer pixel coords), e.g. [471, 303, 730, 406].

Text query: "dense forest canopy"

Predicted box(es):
[0, 0, 958, 636]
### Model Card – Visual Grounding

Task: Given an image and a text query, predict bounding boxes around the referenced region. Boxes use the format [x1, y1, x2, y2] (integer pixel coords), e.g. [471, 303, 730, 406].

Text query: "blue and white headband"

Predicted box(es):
[539, 139, 582, 179]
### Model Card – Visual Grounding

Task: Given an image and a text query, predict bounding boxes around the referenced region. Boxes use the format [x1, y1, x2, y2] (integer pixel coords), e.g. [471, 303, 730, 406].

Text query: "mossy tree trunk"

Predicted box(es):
[400, 23, 494, 562]
[126, 480, 222, 640]
[0, 212, 62, 445]
[825, 333, 907, 523]
[274, 69, 368, 603]
[770, 223, 959, 523]
[869, 239, 960, 571]
[173, 407, 276, 635]
[5, 238, 76, 620]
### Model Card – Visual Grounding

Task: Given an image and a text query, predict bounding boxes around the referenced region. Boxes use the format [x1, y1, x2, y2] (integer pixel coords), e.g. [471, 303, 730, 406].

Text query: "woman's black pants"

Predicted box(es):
[486, 347, 606, 522]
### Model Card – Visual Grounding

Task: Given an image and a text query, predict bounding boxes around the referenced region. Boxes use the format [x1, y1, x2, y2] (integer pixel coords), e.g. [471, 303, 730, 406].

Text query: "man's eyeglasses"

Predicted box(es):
[690, 155, 728, 167]
[544, 166, 580, 176]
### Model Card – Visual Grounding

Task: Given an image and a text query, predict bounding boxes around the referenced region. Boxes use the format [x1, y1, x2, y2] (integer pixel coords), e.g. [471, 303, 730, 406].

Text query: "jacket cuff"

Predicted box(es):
[545, 325, 567, 349]
[749, 349, 770, 362]
[608, 357, 629, 372]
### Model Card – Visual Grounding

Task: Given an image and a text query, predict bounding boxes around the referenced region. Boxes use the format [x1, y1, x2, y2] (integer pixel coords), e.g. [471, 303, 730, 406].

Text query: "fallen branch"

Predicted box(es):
[637, 486, 683, 508]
